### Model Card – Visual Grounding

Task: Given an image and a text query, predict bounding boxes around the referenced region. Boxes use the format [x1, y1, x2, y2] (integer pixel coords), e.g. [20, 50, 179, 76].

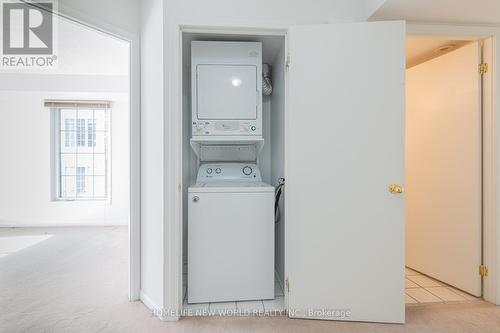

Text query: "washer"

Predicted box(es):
[187, 163, 274, 304]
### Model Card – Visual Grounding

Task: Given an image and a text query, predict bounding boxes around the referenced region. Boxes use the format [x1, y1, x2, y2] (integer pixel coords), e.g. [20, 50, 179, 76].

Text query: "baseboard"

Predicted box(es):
[140, 291, 180, 321]
[139, 291, 159, 312]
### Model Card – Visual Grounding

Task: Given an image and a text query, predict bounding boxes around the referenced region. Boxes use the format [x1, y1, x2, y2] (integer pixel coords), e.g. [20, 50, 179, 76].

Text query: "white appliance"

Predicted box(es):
[191, 41, 262, 137]
[188, 162, 274, 303]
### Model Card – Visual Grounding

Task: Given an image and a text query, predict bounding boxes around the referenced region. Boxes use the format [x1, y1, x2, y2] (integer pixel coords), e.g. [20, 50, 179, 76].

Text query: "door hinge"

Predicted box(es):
[479, 265, 489, 277]
[286, 53, 291, 70]
[178, 184, 181, 192]
[285, 277, 290, 292]
[479, 63, 488, 75]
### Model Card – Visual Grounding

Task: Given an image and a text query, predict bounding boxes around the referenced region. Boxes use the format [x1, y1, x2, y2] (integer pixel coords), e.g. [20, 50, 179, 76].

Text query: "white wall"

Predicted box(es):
[1, 14, 129, 76]
[0, 19, 130, 226]
[58, 0, 139, 36]
[164, 0, 369, 26]
[369, 0, 500, 24]
[0, 91, 129, 225]
[364, 0, 387, 20]
[139, 0, 166, 312]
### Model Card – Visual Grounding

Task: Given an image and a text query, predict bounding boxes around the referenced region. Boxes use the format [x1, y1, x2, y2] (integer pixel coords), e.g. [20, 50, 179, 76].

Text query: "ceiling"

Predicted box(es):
[370, 0, 500, 24]
[406, 36, 470, 68]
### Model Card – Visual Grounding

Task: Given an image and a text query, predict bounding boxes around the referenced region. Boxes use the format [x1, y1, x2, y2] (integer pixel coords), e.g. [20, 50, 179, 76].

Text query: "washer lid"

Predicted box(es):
[188, 181, 274, 193]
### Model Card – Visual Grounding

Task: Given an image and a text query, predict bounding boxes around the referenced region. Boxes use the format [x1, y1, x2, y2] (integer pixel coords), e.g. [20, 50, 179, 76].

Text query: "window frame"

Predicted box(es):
[50, 104, 111, 202]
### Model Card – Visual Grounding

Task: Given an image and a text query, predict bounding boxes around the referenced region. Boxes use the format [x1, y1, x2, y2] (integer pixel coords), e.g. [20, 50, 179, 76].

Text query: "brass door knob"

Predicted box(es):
[388, 184, 404, 194]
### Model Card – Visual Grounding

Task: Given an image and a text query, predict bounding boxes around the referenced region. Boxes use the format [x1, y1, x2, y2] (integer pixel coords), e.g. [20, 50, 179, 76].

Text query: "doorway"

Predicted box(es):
[0, 7, 135, 328]
[404, 34, 490, 304]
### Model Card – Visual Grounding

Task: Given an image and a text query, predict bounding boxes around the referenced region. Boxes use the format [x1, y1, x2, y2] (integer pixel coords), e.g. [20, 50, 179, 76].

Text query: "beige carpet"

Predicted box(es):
[1, 226, 499, 333]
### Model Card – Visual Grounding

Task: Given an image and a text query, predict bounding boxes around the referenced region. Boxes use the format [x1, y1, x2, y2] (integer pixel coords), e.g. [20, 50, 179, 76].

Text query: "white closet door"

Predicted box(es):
[286, 21, 406, 323]
[406, 42, 482, 296]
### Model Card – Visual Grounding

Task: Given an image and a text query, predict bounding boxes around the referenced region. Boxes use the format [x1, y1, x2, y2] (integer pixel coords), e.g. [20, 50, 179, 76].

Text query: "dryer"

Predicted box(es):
[187, 162, 274, 303]
[191, 41, 262, 138]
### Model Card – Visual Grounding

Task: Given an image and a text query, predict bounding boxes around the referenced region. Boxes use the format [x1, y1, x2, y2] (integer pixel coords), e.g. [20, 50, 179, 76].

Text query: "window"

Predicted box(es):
[64, 118, 75, 146]
[76, 166, 86, 193]
[47, 100, 110, 200]
[76, 118, 86, 147]
[87, 119, 96, 147]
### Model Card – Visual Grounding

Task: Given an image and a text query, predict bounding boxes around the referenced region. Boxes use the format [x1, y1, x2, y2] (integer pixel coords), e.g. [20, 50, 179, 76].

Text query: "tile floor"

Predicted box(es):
[405, 267, 479, 305]
[182, 265, 479, 316]
[182, 267, 285, 316]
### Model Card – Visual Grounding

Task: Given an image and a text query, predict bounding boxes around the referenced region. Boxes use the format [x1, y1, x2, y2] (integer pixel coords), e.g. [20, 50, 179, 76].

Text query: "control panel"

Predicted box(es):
[192, 121, 260, 136]
[196, 163, 262, 182]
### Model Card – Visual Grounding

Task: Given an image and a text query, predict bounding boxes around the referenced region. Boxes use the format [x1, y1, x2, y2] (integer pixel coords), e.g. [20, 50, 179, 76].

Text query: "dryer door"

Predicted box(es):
[196, 65, 258, 120]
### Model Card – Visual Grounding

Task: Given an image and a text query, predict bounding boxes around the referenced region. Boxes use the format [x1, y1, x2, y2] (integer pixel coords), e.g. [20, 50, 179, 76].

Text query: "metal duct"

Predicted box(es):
[262, 63, 273, 96]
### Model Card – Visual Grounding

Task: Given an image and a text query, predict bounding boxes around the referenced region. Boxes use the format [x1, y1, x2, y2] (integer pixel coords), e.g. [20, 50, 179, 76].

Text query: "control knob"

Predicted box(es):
[242, 166, 253, 176]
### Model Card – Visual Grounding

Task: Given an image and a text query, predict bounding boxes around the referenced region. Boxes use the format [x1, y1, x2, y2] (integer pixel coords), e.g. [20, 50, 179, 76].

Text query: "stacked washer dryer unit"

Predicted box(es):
[188, 41, 275, 303]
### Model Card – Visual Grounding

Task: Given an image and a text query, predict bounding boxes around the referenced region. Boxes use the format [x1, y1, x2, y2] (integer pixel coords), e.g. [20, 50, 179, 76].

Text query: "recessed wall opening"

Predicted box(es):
[181, 30, 287, 315]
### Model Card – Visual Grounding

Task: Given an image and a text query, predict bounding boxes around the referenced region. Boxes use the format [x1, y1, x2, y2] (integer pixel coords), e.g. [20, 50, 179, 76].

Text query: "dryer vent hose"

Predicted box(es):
[275, 178, 285, 223]
[262, 63, 273, 96]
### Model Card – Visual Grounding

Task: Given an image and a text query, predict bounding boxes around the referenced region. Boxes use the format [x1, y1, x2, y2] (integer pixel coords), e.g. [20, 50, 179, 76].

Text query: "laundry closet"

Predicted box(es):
[181, 32, 287, 310]
[174, 21, 408, 324]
